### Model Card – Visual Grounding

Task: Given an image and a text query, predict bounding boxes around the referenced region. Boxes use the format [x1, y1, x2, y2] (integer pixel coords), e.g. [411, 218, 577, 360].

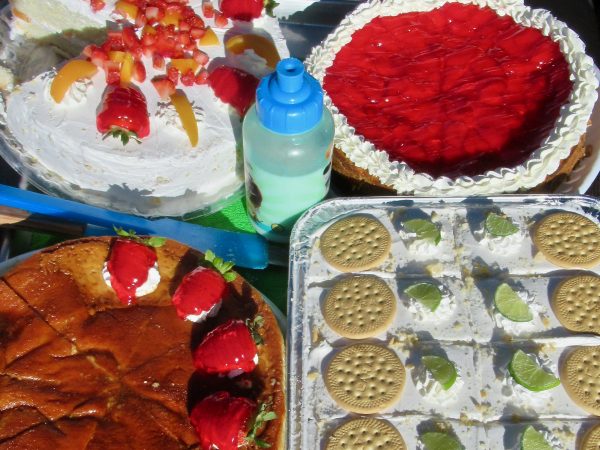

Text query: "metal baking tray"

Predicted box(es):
[286, 195, 600, 449]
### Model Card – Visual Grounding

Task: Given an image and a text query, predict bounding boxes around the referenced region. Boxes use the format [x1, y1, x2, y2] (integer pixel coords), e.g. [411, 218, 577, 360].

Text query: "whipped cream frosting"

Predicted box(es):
[0, 5, 289, 216]
[306, 0, 599, 195]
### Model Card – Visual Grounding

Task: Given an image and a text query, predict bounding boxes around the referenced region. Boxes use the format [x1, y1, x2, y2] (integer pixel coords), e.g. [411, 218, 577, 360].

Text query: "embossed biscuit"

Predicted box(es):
[581, 425, 600, 449]
[552, 275, 600, 335]
[560, 346, 600, 416]
[320, 216, 391, 272]
[324, 343, 405, 414]
[533, 212, 600, 268]
[325, 418, 406, 450]
[323, 275, 396, 339]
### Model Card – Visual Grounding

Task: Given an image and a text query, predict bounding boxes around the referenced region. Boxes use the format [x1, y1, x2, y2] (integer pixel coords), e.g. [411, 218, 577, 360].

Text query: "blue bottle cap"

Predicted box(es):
[255, 57, 324, 135]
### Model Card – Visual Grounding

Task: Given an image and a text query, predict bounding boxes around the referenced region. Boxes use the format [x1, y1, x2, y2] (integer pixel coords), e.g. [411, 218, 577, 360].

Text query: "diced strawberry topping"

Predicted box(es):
[190, 392, 256, 450]
[106, 238, 156, 305]
[219, 0, 263, 21]
[193, 49, 209, 66]
[208, 66, 259, 116]
[202, 1, 215, 18]
[132, 60, 146, 82]
[193, 319, 258, 376]
[195, 69, 209, 85]
[167, 65, 180, 84]
[90, 0, 106, 12]
[151, 76, 176, 100]
[214, 11, 229, 28]
[181, 69, 195, 86]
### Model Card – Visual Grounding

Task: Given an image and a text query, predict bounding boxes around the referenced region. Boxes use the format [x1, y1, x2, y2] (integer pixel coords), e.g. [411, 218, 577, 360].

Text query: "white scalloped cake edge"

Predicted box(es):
[306, 0, 599, 195]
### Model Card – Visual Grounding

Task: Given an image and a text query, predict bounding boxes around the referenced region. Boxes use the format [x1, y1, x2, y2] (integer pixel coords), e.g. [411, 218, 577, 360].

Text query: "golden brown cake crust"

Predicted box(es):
[0, 237, 285, 450]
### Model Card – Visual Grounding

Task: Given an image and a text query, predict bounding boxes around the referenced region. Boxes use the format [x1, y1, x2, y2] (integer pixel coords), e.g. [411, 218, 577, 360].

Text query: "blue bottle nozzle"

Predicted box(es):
[277, 58, 304, 93]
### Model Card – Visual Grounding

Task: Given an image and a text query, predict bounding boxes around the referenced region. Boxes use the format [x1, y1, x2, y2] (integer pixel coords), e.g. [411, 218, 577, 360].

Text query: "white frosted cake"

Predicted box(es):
[306, 0, 599, 195]
[0, 0, 288, 216]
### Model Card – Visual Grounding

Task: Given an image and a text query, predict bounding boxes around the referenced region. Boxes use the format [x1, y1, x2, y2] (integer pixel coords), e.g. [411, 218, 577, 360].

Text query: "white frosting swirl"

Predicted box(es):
[474, 224, 526, 255]
[306, 0, 599, 195]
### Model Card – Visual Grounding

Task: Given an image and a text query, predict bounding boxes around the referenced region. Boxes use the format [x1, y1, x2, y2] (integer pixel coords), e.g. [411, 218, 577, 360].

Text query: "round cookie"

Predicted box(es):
[323, 275, 396, 339]
[581, 425, 600, 449]
[560, 346, 600, 416]
[320, 215, 391, 272]
[552, 275, 600, 335]
[324, 343, 405, 414]
[326, 418, 406, 450]
[533, 212, 600, 268]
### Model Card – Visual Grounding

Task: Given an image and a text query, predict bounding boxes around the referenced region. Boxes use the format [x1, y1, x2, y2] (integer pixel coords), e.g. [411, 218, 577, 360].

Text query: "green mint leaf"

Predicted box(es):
[404, 218, 441, 245]
[145, 236, 166, 248]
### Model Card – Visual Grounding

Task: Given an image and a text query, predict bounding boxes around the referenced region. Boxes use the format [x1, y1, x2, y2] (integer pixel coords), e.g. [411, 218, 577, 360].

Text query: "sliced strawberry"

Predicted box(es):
[151, 76, 176, 100]
[179, 20, 191, 32]
[190, 392, 256, 450]
[202, 1, 215, 18]
[185, 14, 205, 29]
[132, 60, 146, 82]
[193, 319, 258, 376]
[214, 11, 229, 28]
[208, 66, 259, 116]
[106, 237, 158, 305]
[122, 27, 141, 48]
[195, 69, 209, 84]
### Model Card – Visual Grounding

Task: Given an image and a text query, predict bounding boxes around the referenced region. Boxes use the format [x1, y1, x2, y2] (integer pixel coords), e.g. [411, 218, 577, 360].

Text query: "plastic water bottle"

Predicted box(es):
[243, 58, 334, 243]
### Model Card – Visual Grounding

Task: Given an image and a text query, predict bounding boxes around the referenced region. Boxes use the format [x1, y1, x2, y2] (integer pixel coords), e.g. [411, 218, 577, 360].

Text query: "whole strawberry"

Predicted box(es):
[105, 228, 166, 305]
[190, 391, 276, 450]
[171, 250, 236, 321]
[193, 319, 259, 377]
[208, 66, 259, 117]
[97, 85, 150, 144]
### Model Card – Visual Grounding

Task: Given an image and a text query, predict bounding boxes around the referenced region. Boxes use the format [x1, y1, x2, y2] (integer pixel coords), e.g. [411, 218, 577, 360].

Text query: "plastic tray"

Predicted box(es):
[287, 195, 600, 449]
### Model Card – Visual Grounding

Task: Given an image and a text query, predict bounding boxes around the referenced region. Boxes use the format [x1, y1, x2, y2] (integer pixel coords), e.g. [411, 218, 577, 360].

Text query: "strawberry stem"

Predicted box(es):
[246, 315, 264, 346]
[103, 127, 142, 145]
[263, 0, 279, 17]
[245, 403, 276, 448]
[113, 226, 166, 248]
[204, 250, 236, 282]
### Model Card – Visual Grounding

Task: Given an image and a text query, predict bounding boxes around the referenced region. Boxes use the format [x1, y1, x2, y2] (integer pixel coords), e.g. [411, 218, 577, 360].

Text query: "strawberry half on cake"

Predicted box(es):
[0, 0, 288, 217]
[306, 0, 598, 195]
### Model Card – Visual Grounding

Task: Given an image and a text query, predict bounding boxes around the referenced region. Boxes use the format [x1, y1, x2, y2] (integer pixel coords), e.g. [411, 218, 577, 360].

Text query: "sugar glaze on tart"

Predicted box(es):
[306, 0, 599, 195]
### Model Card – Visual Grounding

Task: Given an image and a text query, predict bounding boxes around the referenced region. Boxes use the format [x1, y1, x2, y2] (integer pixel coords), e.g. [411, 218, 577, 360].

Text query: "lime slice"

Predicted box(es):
[404, 283, 442, 312]
[422, 355, 458, 390]
[420, 432, 463, 450]
[404, 219, 441, 245]
[494, 283, 533, 322]
[508, 350, 560, 392]
[520, 425, 553, 450]
[485, 212, 519, 237]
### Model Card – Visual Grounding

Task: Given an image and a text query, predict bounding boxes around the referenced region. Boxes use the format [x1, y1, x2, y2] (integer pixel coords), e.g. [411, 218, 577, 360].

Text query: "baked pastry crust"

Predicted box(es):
[0, 237, 285, 449]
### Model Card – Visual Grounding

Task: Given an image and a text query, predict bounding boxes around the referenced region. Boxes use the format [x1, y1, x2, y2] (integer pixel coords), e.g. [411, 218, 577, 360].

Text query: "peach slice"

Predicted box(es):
[170, 92, 198, 147]
[108, 51, 126, 62]
[161, 11, 181, 26]
[120, 52, 134, 85]
[198, 27, 219, 46]
[170, 59, 199, 74]
[115, 0, 138, 19]
[12, 7, 30, 22]
[225, 34, 280, 68]
[50, 60, 98, 103]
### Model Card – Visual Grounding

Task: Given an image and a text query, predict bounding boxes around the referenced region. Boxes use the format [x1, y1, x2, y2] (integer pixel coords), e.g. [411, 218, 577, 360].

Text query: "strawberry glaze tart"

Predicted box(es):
[306, 0, 599, 195]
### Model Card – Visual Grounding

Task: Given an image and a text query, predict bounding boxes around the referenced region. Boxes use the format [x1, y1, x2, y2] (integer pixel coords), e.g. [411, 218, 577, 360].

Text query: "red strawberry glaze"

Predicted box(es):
[171, 266, 227, 320]
[323, 3, 572, 178]
[106, 239, 157, 305]
[193, 319, 258, 376]
[190, 391, 256, 450]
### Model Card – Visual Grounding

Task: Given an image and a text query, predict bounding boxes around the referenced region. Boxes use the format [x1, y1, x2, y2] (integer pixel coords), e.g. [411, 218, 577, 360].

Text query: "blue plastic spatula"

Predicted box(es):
[0, 184, 272, 269]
